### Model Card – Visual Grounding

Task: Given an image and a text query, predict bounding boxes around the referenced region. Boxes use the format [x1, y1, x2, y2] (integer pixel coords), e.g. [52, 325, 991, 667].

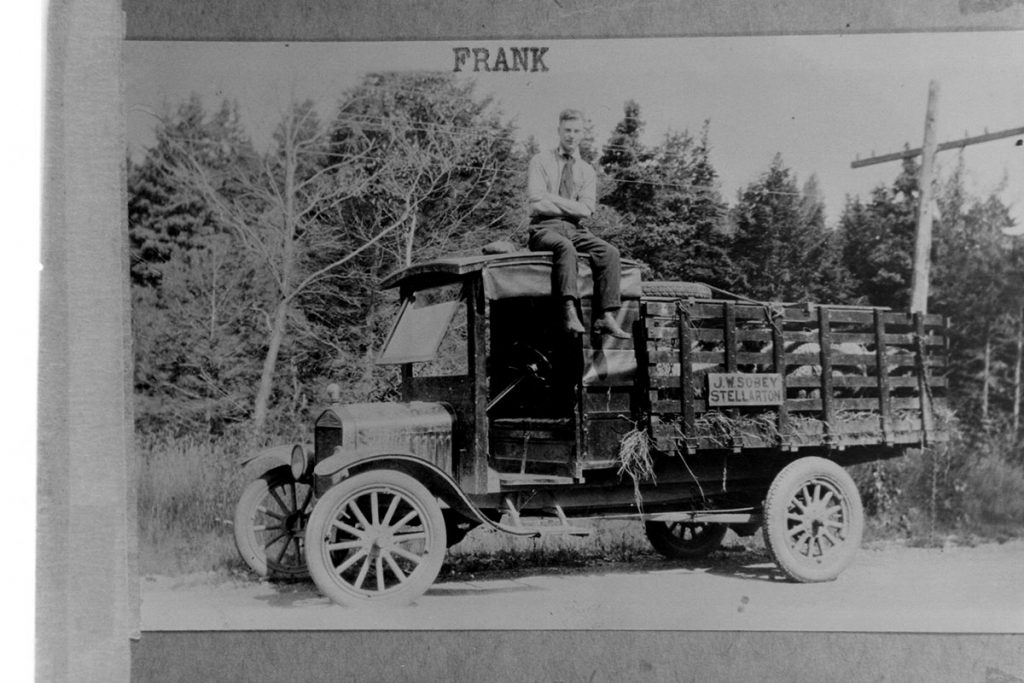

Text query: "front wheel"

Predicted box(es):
[233, 468, 313, 580]
[762, 457, 864, 582]
[644, 521, 727, 559]
[305, 469, 447, 607]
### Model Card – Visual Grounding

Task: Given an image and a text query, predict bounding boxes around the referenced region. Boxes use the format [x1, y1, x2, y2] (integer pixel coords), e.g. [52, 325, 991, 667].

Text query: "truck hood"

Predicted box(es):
[314, 401, 454, 473]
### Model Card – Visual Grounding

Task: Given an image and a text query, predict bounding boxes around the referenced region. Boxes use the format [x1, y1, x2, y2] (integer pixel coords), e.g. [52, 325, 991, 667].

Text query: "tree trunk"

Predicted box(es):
[360, 274, 381, 394]
[253, 122, 299, 433]
[404, 212, 418, 267]
[1014, 307, 1023, 435]
[253, 299, 289, 432]
[982, 330, 991, 424]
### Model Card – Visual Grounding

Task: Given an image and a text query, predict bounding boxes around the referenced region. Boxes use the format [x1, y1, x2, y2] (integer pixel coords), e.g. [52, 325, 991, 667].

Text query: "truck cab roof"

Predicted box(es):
[381, 250, 646, 301]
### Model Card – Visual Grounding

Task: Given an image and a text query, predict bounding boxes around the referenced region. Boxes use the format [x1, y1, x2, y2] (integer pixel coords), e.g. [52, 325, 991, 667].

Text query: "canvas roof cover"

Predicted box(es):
[380, 251, 644, 301]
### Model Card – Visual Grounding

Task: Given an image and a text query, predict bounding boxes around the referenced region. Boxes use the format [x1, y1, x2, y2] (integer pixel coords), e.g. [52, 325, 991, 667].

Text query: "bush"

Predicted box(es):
[851, 422, 1024, 541]
[963, 451, 1024, 525]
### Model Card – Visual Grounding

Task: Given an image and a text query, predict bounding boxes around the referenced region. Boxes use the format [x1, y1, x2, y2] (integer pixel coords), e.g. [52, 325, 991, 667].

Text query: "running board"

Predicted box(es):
[490, 499, 594, 538]
[648, 509, 760, 525]
[599, 508, 760, 525]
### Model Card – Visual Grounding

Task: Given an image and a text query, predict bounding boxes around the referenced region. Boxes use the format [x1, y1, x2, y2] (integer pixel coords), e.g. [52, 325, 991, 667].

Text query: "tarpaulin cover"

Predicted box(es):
[481, 253, 643, 301]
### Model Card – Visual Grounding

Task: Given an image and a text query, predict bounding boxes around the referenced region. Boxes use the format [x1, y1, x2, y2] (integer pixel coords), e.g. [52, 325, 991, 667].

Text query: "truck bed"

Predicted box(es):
[634, 297, 949, 455]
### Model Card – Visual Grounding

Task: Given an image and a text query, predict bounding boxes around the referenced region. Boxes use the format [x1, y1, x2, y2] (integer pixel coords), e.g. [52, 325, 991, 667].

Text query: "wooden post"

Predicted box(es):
[462, 277, 491, 494]
[769, 306, 789, 448]
[874, 309, 894, 445]
[914, 312, 936, 442]
[910, 81, 940, 314]
[723, 301, 740, 452]
[817, 307, 835, 445]
[678, 302, 696, 453]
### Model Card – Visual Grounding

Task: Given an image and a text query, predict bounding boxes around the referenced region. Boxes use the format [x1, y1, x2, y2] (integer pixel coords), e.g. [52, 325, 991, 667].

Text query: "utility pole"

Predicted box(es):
[911, 81, 939, 314]
[852, 81, 1024, 313]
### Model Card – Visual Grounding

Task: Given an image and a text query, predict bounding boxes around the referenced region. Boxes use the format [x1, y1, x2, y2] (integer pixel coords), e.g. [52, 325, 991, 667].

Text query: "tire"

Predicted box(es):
[233, 468, 313, 580]
[641, 281, 712, 299]
[644, 520, 728, 559]
[762, 457, 864, 583]
[305, 469, 447, 607]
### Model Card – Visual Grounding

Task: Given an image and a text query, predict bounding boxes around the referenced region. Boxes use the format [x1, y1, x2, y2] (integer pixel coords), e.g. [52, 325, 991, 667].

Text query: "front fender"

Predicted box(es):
[313, 451, 536, 538]
[312, 447, 411, 479]
[239, 444, 306, 482]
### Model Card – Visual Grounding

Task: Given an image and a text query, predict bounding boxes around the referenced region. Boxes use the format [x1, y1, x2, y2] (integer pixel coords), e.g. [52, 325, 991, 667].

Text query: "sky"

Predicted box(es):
[126, 33, 1024, 227]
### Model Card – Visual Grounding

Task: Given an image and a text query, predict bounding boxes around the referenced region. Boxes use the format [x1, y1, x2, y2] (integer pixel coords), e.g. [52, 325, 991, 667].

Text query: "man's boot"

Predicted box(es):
[594, 310, 631, 339]
[563, 299, 585, 334]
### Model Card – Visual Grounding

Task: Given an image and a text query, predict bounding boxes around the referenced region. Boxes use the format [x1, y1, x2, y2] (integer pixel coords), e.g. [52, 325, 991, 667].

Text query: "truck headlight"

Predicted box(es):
[290, 444, 310, 480]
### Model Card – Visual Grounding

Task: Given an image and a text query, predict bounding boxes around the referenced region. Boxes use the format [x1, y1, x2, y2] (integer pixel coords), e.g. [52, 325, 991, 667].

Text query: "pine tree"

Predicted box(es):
[800, 175, 851, 302]
[930, 161, 1020, 425]
[838, 157, 919, 309]
[599, 100, 652, 217]
[598, 104, 731, 285]
[127, 95, 253, 287]
[731, 154, 834, 301]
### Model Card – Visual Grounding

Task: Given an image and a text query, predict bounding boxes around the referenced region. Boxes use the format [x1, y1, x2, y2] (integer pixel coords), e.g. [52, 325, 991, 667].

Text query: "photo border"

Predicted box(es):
[42, 1, 1024, 680]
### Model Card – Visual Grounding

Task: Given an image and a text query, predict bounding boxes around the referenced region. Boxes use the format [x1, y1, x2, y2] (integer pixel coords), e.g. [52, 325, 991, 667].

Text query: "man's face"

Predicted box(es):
[557, 118, 584, 154]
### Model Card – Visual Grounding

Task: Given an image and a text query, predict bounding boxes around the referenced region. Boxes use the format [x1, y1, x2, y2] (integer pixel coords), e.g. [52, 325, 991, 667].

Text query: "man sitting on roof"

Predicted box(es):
[526, 109, 631, 339]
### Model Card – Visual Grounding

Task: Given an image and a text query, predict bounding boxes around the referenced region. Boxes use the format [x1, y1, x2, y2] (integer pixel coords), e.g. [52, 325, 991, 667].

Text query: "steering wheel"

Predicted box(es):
[487, 344, 553, 413]
[506, 343, 552, 387]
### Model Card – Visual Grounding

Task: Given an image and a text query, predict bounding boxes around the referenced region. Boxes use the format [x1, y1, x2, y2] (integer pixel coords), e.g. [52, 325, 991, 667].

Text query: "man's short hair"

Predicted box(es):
[558, 109, 585, 125]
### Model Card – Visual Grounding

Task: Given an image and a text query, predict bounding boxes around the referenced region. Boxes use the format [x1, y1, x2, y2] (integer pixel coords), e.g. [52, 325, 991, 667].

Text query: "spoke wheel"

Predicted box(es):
[306, 470, 446, 607]
[644, 521, 727, 559]
[233, 468, 313, 580]
[762, 457, 864, 583]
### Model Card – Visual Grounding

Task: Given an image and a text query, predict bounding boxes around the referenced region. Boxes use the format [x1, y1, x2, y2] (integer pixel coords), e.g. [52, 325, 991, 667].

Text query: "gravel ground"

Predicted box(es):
[141, 538, 1024, 632]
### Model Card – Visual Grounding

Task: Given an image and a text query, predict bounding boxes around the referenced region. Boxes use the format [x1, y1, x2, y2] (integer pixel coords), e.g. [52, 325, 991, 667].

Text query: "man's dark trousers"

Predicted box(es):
[528, 217, 621, 314]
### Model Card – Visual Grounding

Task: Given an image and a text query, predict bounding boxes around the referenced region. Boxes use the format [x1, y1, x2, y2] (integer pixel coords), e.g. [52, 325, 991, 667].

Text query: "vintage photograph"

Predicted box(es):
[124, 34, 1024, 634]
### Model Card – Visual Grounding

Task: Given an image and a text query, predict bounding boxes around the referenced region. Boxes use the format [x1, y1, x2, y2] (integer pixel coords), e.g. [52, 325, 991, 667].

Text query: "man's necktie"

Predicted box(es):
[558, 153, 575, 199]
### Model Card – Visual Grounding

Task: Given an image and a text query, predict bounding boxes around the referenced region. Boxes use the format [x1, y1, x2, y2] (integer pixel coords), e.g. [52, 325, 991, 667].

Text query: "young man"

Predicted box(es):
[526, 109, 630, 339]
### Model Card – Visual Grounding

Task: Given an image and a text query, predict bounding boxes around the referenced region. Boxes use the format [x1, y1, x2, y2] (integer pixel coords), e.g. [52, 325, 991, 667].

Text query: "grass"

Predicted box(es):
[137, 432, 253, 575]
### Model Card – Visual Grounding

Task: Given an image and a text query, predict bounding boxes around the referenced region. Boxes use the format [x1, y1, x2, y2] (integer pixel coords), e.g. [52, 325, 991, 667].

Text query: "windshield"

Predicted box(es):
[377, 284, 465, 367]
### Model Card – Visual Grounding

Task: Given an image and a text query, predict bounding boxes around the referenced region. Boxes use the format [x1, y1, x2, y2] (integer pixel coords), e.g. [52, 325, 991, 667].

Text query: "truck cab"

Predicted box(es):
[374, 250, 652, 490]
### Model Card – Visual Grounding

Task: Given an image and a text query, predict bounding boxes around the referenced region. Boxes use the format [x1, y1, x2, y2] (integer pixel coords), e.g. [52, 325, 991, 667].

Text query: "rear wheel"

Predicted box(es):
[305, 469, 447, 607]
[762, 457, 864, 582]
[233, 468, 312, 580]
[644, 520, 728, 559]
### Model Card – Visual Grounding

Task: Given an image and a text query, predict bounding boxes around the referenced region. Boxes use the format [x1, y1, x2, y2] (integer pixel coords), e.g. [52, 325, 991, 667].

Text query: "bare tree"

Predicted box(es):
[333, 73, 520, 269]
[160, 80, 520, 431]
[162, 100, 418, 431]
[324, 74, 520, 387]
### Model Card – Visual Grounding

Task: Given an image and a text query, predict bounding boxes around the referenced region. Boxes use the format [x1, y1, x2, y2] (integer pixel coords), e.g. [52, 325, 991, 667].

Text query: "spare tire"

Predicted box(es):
[641, 281, 713, 299]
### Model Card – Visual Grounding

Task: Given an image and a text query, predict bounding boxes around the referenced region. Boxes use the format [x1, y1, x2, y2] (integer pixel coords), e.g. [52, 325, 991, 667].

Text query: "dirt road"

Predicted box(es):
[141, 539, 1024, 632]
